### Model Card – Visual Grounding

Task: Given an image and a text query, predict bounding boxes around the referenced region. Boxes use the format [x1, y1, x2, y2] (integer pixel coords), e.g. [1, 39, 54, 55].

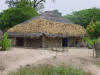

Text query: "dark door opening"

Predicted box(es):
[62, 37, 68, 47]
[16, 38, 24, 47]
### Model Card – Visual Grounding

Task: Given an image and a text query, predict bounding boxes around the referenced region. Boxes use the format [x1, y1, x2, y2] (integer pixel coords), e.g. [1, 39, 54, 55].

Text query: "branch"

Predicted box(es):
[33, 0, 37, 8]
[34, 0, 45, 8]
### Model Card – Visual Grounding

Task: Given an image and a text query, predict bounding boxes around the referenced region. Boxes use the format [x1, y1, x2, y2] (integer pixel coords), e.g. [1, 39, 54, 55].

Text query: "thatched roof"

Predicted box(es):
[8, 19, 86, 38]
[21, 11, 74, 25]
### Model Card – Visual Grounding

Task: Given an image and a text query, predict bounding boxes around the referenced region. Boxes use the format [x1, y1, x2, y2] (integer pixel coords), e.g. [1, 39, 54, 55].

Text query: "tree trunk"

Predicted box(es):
[93, 44, 96, 58]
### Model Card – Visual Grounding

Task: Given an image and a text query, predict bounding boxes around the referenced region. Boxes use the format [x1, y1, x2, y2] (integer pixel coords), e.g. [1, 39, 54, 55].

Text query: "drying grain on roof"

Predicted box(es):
[8, 19, 86, 36]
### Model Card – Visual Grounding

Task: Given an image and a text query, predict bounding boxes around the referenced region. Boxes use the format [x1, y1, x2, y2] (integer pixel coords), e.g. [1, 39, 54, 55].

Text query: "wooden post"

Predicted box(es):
[24, 38, 26, 47]
[61, 38, 62, 47]
[12, 37, 16, 46]
[42, 36, 45, 49]
[56, 43, 58, 57]
[93, 44, 96, 58]
[14, 38, 16, 46]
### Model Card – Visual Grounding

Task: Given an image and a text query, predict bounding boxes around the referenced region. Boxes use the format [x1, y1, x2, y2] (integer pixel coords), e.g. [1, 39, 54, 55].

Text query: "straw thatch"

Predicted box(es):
[8, 19, 86, 38]
[21, 11, 74, 25]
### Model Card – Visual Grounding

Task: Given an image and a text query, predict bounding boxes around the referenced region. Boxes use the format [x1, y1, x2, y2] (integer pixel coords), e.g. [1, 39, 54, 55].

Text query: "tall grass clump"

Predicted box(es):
[8, 65, 92, 75]
[1, 33, 11, 51]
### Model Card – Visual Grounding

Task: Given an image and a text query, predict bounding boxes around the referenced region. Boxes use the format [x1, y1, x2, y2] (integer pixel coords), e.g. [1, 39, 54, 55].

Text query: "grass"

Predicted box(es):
[53, 56, 57, 59]
[95, 61, 100, 67]
[8, 65, 92, 75]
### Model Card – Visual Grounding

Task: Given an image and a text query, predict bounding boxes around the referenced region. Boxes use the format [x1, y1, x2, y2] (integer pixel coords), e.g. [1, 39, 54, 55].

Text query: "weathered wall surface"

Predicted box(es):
[24, 37, 42, 48]
[10, 38, 16, 46]
[68, 37, 83, 47]
[44, 37, 62, 48]
[24, 37, 62, 48]
[9, 36, 84, 49]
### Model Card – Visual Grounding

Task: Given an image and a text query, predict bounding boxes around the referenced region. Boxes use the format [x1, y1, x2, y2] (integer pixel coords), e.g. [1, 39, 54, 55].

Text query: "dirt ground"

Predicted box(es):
[0, 47, 100, 75]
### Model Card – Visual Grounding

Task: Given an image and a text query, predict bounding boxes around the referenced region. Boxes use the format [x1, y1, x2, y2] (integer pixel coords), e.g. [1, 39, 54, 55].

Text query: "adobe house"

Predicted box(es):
[7, 11, 86, 48]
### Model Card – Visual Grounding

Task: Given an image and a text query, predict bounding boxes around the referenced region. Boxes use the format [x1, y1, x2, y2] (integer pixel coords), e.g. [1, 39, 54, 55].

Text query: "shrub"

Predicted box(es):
[1, 33, 11, 51]
[8, 65, 91, 75]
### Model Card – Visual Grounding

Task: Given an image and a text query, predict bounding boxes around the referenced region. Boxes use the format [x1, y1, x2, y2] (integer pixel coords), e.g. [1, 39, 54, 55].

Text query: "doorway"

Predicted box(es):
[16, 38, 24, 47]
[62, 37, 68, 47]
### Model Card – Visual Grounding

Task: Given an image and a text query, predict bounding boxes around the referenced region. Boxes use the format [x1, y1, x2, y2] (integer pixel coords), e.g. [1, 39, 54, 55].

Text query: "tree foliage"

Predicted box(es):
[6, 0, 55, 12]
[83, 37, 98, 46]
[52, 10, 62, 16]
[64, 8, 100, 28]
[86, 20, 100, 39]
[0, 0, 38, 31]
[6, 0, 44, 8]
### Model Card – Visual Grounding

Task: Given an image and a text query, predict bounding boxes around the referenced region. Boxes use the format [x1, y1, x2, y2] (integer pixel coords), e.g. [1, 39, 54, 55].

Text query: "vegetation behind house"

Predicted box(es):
[64, 8, 100, 28]
[0, 0, 38, 31]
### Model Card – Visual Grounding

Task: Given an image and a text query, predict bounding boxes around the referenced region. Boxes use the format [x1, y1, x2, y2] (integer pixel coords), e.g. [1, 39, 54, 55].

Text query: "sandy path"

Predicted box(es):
[0, 48, 100, 75]
[0, 48, 56, 75]
[84, 64, 100, 75]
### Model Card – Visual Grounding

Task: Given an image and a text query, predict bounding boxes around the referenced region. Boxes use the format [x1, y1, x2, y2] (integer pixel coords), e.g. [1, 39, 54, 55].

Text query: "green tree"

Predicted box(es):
[83, 20, 100, 57]
[15, 0, 33, 8]
[1, 33, 11, 51]
[6, 0, 45, 8]
[6, 0, 55, 12]
[64, 8, 100, 28]
[86, 20, 100, 38]
[52, 10, 62, 16]
[0, 0, 38, 31]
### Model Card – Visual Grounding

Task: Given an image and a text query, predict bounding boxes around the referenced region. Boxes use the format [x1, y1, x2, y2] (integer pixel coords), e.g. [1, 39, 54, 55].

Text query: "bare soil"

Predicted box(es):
[0, 47, 100, 75]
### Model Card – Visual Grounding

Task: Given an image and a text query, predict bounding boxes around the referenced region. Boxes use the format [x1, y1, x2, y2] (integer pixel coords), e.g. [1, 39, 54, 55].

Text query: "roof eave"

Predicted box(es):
[7, 32, 86, 38]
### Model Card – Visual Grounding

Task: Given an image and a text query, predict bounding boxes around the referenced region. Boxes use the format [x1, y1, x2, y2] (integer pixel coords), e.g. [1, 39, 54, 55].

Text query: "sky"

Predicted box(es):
[0, 0, 100, 15]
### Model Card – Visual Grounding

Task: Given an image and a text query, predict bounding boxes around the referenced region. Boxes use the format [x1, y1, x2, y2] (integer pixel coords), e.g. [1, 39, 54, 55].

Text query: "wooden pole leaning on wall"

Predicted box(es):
[56, 43, 58, 58]
[42, 35, 46, 50]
